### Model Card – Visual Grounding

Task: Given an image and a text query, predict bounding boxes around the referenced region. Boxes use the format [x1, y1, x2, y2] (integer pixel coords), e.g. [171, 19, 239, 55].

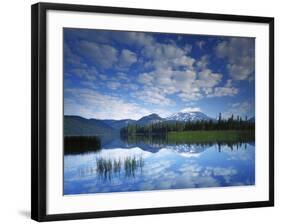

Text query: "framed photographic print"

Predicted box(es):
[31, 2, 274, 222]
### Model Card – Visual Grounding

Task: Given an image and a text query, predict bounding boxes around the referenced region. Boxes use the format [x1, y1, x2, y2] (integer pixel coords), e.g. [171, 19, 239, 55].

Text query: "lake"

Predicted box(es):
[64, 135, 255, 195]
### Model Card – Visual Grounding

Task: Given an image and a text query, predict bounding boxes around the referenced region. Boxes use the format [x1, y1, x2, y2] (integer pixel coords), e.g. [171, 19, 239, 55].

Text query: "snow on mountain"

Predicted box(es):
[165, 111, 213, 122]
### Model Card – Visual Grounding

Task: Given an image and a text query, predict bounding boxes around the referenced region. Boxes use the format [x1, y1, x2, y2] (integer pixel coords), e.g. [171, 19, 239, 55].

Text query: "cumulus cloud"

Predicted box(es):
[195, 55, 209, 70]
[64, 88, 151, 120]
[106, 81, 122, 90]
[196, 69, 222, 88]
[64, 43, 86, 67]
[138, 68, 196, 93]
[64, 29, 254, 120]
[132, 34, 241, 104]
[77, 40, 118, 69]
[133, 86, 172, 106]
[137, 68, 202, 102]
[122, 83, 138, 91]
[115, 31, 154, 47]
[143, 42, 195, 70]
[70, 66, 98, 82]
[208, 79, 238, 97]
[215, 37, 255, 81]
[116, 72, 130, 81]
[137, 67, 225, 102]
[118, 49, 137, 69]
[177, 91, 203, 101]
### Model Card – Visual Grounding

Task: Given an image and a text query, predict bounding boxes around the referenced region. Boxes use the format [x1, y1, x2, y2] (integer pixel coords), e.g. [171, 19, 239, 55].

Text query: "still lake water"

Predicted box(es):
[64, 136, 255, 195]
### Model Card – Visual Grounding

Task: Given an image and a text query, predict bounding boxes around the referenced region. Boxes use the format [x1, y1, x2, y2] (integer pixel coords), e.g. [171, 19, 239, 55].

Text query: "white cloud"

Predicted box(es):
[116, 31, 154, 47]
[66, 31, 248, 116]
[143, 42, 195, 70]
[195, 55, 209, 70]
[123, 83, 139, 90]
[212, 87, 238, 97]
[210, 167, 237, 176]
[64, 43, 86, 67]
[208, 79, 238, 97]
[138, 72, 154, 85]
[184, 44, 193, 54]
[215, 37, 255, 81]
[196, 69, 222, 88]
[137, 67, 230, 102]
[118, 49, 137, 69]
[116, 72, 130, 81]
[177, 91, 203, 101]
[133, 34, 239, 103]
[77, 40, 118, 69]
[137, 67, 207, 103]
[107, 81, 121, 90]
[70, 66, 98, 81]
[139, 68, 196, 93]
[133, 86, 172, 106]
[64, 88, 151, 120]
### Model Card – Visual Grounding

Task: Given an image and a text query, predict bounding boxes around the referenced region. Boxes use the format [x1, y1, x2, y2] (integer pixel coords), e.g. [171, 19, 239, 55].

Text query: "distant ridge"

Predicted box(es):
[135, 113, 163, 125]
[64, 115, 115, 136]
[64, 111, 253, 136]
[103, 119, 136, 129]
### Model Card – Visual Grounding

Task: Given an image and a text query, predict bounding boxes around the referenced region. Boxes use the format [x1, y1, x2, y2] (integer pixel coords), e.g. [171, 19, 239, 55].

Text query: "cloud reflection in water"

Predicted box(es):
[64, 142, 255, 195]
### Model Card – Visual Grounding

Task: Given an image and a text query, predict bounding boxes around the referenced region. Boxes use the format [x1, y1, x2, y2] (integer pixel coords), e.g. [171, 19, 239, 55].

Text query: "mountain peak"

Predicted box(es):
[136, 113, 163, 125]
[166, 111, 213, 122]
[145, 113, 161, 118]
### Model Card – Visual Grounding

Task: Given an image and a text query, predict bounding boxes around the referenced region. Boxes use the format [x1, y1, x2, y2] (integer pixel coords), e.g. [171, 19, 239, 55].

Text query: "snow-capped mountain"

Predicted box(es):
[165, 111, 213, 122]
[65, 110, 215, 136]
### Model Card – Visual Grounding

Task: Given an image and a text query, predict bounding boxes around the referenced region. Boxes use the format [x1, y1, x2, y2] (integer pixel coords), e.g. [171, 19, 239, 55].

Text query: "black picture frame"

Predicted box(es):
[31, 2, 274, 222]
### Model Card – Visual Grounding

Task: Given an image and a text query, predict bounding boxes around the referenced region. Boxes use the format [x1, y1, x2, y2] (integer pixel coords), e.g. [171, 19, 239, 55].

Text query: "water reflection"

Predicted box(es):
[94, 155, 144, 181]
[64, 136, 101, 154]
[119, 134, 253, 153]
[64, 136, 255, 195]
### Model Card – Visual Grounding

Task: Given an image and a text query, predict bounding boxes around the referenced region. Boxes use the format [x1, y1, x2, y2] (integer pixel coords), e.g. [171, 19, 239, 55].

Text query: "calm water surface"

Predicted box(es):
[64, 136, 255, 195]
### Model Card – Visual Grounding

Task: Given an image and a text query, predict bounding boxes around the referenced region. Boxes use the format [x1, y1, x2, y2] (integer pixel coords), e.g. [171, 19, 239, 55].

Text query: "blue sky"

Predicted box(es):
[64, 28, 255, 120]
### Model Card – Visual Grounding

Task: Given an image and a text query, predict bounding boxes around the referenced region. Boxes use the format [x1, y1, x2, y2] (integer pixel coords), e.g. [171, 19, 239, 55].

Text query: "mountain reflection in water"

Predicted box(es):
[64, 135, 255, 195]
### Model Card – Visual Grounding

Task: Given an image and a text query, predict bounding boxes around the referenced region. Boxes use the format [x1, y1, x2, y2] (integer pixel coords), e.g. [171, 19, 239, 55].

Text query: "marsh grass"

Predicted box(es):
[95, 155, 144, 180]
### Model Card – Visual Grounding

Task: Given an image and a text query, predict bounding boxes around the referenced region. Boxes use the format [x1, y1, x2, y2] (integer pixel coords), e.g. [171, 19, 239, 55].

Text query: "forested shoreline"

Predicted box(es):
[120, 114, 255, 137]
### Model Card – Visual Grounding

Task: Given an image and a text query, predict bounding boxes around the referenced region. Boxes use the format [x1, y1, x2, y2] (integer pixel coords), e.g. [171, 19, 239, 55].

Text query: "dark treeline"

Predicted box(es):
[120, 113, 255, 136]
[64, 136, 101, 154]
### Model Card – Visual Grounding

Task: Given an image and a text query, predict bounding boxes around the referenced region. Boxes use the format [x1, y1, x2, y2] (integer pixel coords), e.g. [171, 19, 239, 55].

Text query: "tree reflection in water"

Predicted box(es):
[120, 134, 252, 154]
[74, 134, 253, 184]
